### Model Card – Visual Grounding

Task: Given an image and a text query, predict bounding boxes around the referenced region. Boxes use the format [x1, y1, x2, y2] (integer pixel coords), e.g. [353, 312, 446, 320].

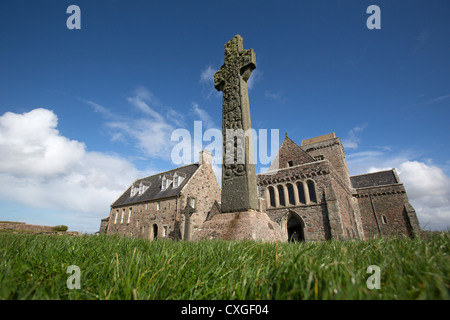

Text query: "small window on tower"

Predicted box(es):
[288, 161, 294, 167]
[382, 215, 388, 224]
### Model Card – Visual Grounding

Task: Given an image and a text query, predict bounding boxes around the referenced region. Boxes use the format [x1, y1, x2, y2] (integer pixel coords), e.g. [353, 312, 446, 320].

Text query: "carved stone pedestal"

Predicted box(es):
[192, 211, 284, 242]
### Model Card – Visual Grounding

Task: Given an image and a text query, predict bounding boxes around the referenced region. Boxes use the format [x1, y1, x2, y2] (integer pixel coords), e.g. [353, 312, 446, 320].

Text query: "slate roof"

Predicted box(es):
[350, 170, 399, 189]
[111, 163, 199, 207]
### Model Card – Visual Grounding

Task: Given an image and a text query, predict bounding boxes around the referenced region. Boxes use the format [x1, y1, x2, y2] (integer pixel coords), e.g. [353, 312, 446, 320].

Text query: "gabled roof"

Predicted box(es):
[111, 163, 199, 207]
[268, 135, 315, 171]
[350, 169, 399, 189]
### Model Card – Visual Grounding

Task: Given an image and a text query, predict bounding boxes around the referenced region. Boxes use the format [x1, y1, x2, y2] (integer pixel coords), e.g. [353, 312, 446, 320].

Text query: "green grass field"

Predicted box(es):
[0, 232, 448, 300]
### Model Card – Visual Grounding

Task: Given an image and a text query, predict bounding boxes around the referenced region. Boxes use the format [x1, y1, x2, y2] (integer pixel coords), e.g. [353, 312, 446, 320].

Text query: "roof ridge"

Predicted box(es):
[350, 169, 394, 178]
[138, 163, 199, 181]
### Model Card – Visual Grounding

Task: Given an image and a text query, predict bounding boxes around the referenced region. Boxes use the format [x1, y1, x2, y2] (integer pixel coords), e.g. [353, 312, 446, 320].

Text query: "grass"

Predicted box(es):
[0, 232, 448, 300]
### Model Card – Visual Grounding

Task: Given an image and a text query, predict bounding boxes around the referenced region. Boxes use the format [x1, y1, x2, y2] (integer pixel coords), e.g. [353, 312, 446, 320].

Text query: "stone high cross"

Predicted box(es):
[214, 35, 259, 213]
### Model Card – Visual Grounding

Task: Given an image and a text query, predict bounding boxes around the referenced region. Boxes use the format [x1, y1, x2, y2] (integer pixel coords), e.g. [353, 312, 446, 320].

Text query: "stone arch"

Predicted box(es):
[151, 223, 159, 240]
[286, 211, 305, 242]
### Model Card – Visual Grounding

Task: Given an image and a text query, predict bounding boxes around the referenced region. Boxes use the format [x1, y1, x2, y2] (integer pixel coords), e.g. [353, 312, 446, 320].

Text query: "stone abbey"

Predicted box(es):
[100, 35, 421, 241]
[100, 132, 421, 241]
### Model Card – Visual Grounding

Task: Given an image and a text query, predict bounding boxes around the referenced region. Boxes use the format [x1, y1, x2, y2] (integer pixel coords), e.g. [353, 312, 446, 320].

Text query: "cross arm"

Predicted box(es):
[239, 49, 256, 82]
[214, 66, 225, 92]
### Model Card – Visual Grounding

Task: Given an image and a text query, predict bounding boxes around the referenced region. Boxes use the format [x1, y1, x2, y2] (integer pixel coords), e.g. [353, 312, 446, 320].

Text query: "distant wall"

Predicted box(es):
[0, 222, 55, 232]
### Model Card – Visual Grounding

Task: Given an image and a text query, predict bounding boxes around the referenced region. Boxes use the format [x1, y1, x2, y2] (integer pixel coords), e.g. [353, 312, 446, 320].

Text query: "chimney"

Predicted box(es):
[199, 150, 212, 168]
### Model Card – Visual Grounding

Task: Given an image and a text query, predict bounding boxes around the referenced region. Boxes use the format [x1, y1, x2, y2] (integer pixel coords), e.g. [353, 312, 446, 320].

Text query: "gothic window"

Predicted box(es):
[382, 215, 388, 224]
[307, 180, 317, 203]
[287, 183, 295, 205]
[114, 210, 118, 224]
[278, 185, 285, 207]
[157, 201, 160, 211]
[297, 182, 306, 204]
[121, 209, 125, 224]
[268, 186, 276, 207]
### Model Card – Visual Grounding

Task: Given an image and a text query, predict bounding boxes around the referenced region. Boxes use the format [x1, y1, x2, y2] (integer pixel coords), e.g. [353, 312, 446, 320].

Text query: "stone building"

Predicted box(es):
[256, 132, 421, 241]
[100, 151, 221, 240]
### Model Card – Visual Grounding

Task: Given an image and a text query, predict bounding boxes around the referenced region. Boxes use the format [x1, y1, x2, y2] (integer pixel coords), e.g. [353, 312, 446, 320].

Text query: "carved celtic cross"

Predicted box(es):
[214, 35, 259, 213]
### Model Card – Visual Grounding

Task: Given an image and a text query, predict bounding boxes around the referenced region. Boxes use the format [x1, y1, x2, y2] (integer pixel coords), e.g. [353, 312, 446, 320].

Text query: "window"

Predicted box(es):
[114, 210, 118, 224]
[157, 201, 160, 211]
[127, 208, 132, 224]
[278, 185, 285, 207]
[297, 183, 306, 204]
[172, 172, 185, 189]
[190, 198, 196, 208]
[121, 209, 125, 224]
[288, 160, 294, 167]
[161, 175, 173, 191]
[307, 180, 317, 203]
[381, 215, 388, 224]
[287, 184, 295, 205]
[268, 186, 276, 207]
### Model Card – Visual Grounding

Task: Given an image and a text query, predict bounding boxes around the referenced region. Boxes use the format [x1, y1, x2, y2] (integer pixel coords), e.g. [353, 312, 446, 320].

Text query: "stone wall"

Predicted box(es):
[105, 153, 221, 241]
[354, 184, 421, 238]
[179, 160, 221, 239]
[302, 137, 351, 187]
[0, 222, 55, 233]
[258, 160, 334, 241]
[107, 197, 179, 239]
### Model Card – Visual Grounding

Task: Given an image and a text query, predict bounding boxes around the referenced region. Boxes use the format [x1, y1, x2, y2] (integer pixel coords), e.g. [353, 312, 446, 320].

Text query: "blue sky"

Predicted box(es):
[0, 0, 449, 233]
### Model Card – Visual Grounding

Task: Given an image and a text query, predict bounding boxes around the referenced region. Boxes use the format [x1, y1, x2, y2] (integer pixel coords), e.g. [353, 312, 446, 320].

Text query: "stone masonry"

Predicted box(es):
[102, 151, 221, 241]
[257, 132, 421, 241]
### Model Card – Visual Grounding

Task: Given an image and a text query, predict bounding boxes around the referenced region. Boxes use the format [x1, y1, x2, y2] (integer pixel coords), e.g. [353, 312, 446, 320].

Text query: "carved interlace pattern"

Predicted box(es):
[214, 36, 255, 180]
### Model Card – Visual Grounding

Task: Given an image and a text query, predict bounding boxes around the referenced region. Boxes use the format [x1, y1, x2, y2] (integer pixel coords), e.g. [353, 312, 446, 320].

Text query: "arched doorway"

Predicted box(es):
[287, 214, 305, 242]
[152, 223, 158, 240]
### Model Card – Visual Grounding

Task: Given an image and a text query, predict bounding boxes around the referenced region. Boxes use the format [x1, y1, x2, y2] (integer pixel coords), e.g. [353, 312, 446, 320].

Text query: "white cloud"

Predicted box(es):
[341, 123, 368, 150]
[86, 87, 181, 160]
[0, 108, 85, 177]
[247, 69, 263, 90]
[190, 102, 216, 129]
[199, 65, 221, 99]
[0, 108, 144, 233]
[264, 90, 287, 103]
[200, 65, 216, 84]
[397, 161, 450, 231]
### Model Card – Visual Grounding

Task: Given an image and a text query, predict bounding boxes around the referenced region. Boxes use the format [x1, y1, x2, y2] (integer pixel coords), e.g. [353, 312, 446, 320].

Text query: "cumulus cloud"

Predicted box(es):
[0, 108, 85, 177]
[397, 161, 450, 231]
[0, 108, 144, 233]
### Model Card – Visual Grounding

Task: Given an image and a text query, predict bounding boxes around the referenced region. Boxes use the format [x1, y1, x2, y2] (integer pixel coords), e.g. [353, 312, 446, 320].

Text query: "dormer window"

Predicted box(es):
[161, 175, 173, 191]
[131, 181, 150, 197]
[172, 172, 186, 188]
